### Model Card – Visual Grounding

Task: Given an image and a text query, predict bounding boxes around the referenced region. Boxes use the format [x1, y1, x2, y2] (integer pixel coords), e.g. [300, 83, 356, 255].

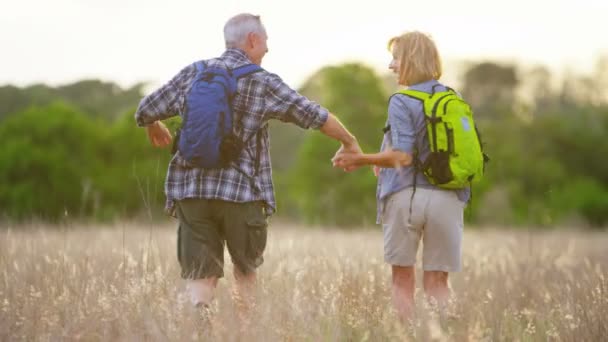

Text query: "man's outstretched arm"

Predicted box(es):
[263, 73, 361, 153]
[319, 113, 361, 154]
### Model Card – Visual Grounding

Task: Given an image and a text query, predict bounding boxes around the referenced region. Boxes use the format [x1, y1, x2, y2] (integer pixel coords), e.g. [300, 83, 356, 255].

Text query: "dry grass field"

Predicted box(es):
[0, 222, 606, 341]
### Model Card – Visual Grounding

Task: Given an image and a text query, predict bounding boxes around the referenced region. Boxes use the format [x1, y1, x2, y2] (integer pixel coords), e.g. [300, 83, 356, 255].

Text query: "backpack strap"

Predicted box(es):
[230, 63, 265, 193]
[232, 63, 264, 167]
[387, 89, 433, 228]
[394, 89, 431, 102]
[195, 61, 206, 73]
[445, 86, 457, 94]
[232, 64, 263, 79]
[232, 63, 263, 132]
[391, 89, 432, 115]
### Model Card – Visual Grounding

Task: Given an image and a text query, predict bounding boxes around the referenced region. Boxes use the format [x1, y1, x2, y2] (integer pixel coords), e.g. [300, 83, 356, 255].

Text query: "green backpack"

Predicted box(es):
[395, 86, 487, 189]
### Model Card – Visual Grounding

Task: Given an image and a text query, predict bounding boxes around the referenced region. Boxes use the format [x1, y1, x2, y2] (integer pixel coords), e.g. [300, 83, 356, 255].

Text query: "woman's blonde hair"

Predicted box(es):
[388, 31, 442, 86]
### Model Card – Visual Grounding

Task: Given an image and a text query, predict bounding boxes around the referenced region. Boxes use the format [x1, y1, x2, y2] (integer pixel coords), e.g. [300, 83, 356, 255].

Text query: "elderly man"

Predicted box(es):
[135, 13, 360, 311]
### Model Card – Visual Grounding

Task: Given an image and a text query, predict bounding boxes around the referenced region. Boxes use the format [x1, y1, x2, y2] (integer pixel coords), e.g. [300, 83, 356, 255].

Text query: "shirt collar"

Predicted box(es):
[408, 79, 438, 91]
[222, 48, 252, 63]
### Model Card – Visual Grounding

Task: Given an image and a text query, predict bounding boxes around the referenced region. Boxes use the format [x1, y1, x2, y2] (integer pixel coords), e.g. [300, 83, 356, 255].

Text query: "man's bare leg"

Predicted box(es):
[233, 268, 256, 309]
[392, 265, 416, 322]
[186, 277, 218, 307]
[232, 268, 257, 333]
[423, 271, 450, 308]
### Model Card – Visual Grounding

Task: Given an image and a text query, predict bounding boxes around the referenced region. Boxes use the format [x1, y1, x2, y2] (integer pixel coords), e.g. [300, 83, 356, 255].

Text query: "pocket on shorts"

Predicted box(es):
[246, 203, 268, 266]
[381, 193, 396, 223]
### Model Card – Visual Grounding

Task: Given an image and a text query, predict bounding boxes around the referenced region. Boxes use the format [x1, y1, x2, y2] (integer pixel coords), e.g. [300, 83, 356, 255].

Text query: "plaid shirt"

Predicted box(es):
[135, 49, 328, 217]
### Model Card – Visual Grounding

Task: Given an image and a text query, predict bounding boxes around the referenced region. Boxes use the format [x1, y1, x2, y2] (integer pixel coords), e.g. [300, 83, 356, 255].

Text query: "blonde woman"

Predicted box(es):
[332, 31, 468, 321]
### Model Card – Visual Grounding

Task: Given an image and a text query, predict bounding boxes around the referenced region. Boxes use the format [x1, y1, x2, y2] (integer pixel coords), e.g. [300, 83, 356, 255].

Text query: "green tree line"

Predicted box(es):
[0, 59, 607, 228]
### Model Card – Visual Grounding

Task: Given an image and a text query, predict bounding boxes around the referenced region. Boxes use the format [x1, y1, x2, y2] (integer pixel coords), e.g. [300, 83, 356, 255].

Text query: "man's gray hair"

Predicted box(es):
[224, 14, 265, 48]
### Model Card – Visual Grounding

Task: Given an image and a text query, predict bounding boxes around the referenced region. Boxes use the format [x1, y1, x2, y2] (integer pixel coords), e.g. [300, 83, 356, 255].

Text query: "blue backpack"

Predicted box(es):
[177, 61, 262, 168]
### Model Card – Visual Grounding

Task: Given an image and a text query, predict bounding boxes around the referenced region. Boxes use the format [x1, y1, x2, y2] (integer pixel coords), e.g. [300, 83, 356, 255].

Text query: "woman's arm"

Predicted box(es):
[333, 95, 416, 171]
[332, 149, 412, 169]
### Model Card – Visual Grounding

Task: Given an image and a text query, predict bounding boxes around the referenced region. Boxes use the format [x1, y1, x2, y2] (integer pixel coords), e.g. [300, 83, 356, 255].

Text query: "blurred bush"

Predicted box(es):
[0, 59, 607, 228]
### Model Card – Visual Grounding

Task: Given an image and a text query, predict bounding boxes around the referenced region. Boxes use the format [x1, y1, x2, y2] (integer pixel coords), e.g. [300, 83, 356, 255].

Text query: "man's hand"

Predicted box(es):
[332, 141, 363, 172]
[373, 166, 380, 177]
[331, 138, 363, 172]
[332, 140, 362, 161]
[332, 152, 359, 170]
[146, 121, 172, 147]
[341, 140, 362, 155]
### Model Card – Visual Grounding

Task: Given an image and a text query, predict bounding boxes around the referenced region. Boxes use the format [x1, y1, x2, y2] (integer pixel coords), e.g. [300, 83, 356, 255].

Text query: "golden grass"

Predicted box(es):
[0, 223, 606, 341]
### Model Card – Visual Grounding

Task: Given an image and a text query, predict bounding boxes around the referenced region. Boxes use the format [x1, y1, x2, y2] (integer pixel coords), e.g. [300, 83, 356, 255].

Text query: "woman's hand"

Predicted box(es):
[332, 151, 362, 172]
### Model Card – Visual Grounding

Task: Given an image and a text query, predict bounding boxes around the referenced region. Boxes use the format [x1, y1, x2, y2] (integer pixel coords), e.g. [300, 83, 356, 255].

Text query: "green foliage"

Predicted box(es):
[93, 110, 176, 220]
[1, 58, 607, 228]
[0, 103, 103, 220]
[0, 80, 144, 122]
[461, 62, 518, 119]
[267, 121, 306, 171]
[279, 64, 387, 226]
[0, 102, 179, 221]
[469, 92, 608, 227]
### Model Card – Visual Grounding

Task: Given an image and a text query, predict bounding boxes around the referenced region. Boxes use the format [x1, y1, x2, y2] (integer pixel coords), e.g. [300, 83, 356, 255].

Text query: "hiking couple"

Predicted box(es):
[135, 13, 483, 324]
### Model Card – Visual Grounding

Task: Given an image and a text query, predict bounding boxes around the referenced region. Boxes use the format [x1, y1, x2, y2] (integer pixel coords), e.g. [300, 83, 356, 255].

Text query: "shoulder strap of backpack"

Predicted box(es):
[230, 125, 265, 195]
[390, 89, 431, 229]
[232, 63, 264, 155]
[394, 89, 431, 102]
[383, 89, 431, 133]
[232, 64, 263, 79]
[195, 61, 206, 73]
[229, 63, 265, 189]
[390, 89, 432, 114]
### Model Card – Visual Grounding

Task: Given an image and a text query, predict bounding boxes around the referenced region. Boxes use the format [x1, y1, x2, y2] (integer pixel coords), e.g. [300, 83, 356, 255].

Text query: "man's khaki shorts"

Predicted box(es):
[381, 187, 465, 272]
[175, 199, 268, 279]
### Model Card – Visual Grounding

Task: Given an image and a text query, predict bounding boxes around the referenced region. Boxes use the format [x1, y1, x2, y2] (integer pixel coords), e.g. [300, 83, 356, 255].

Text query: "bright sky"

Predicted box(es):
[2, 0, 606, 89]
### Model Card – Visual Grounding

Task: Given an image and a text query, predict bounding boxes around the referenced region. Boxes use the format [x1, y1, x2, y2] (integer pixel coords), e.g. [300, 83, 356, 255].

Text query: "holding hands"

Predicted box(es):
[333, 143, 408, 177]
[332, 144, 362, 172]
[332, 142, 379, 176]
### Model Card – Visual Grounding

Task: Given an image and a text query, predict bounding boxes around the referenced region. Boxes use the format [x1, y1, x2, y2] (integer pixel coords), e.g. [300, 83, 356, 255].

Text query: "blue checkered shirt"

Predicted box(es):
[135, 49, 329, 217]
